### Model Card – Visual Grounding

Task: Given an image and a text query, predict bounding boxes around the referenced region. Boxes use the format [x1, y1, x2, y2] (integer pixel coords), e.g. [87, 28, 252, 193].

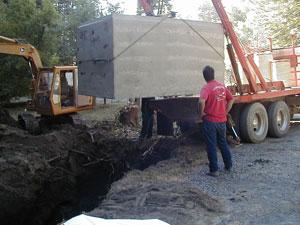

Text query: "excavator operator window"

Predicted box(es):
[60, 71, 74, 107]
[53, 74, 60, 105]
[38, 71, 53, 92]
[36, 71, 53, 109]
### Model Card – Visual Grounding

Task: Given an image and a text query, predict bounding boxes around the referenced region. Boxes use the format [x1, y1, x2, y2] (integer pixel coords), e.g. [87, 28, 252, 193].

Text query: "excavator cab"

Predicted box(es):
[0, 35, 94, 119]
[35, 66, 94, 116]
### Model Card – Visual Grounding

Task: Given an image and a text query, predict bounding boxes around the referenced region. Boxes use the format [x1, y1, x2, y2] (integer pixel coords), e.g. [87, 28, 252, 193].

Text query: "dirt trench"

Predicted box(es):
[0, 109, 178, 225]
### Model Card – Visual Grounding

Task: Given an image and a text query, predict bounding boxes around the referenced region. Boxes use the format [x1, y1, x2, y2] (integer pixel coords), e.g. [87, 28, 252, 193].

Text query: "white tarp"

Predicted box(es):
[62, 214, 170, 225]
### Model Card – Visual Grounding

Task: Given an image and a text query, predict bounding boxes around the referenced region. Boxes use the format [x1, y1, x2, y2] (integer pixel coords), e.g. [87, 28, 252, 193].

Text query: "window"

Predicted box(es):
[65, 72, 74, 87]
[60, 71, 75, 107]
[52, 74, 60, 104]
[38, 71, 53, 92]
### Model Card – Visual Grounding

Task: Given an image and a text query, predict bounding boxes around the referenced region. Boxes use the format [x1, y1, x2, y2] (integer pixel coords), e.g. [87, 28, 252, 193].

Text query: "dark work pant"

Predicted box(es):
[140, 111, 153, 138]
[202, 120, 232, 172]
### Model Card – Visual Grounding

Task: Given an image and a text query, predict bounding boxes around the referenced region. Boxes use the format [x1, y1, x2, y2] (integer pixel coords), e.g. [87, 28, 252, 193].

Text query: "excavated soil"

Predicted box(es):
[0, 109, 178, 225]
[87, 122, 300, 225]
[88, 139, 227, 225]
[0, 109, 17, 127]
[2, 106, 300, 225]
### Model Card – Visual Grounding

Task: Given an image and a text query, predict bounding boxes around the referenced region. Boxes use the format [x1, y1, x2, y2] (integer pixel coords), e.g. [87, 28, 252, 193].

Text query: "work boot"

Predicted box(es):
[225, 166, 232, 173]
[206, 171, 219, 177]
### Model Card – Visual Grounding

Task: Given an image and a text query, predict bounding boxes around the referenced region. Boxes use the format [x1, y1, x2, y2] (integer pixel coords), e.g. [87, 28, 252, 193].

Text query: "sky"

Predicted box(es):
[108, 0, 246, 20]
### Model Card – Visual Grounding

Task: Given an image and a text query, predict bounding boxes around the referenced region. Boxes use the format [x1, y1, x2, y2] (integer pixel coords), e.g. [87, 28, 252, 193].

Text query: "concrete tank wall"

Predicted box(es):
[77, 15, 225, 99]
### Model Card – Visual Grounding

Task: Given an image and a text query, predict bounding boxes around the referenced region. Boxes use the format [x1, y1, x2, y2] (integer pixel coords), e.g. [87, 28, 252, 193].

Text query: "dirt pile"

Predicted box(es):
[0, 109, 17, 127]
[90, 182, 225, 225]
[0, 115, 178, 225]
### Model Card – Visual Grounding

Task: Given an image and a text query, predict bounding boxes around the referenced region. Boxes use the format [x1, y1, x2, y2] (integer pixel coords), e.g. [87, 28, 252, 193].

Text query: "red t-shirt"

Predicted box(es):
[200, 80, 233, 123]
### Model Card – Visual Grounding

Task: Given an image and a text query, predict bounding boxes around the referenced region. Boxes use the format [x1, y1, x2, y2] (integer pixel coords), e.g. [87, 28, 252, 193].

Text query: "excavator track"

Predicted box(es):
[18, 113, 41, 135]
[18, 112, 86, 135]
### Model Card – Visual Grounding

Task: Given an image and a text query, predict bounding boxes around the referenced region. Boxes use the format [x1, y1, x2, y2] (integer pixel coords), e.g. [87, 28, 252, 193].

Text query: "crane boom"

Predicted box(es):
[211, 0, 269, 93]
[0, 35, 43, 78]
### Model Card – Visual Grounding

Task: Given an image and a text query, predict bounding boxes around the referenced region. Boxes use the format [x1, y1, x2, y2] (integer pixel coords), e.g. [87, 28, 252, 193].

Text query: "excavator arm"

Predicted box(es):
[0, 35, 44, 109]
[0, 35, 43, 79]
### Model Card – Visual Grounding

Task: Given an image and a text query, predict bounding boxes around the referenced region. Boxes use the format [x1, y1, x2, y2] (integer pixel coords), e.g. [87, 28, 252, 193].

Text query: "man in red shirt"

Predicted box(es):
[200, 66, 234, 177]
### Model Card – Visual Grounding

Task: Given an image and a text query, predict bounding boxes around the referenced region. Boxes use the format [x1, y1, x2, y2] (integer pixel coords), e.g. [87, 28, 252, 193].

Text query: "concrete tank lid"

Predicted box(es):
[78, 14, 222, 29]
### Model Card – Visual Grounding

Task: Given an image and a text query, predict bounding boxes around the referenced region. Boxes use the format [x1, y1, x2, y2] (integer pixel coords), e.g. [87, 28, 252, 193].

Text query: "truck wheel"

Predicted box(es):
[240, 102, 268, 143]
[267, 101, 290, 137]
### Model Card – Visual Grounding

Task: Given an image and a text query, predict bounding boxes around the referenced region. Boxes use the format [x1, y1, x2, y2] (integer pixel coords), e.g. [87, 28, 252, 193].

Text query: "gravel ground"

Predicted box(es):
[188, 121, 300, 225]
[90, 119, 300, 225]
[79, 102, 125, 122]
[7, 103, 299, 224]
[6, 102, 126, 122]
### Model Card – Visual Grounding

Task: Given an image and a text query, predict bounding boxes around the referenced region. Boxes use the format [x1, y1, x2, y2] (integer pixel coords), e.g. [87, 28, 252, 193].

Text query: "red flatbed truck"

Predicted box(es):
[144, 0, 300, 143]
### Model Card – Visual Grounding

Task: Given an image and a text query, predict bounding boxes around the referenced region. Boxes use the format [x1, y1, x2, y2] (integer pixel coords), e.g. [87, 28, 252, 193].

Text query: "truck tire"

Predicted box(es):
[240, 102, 268, 143]
[267, 101, 290, 137]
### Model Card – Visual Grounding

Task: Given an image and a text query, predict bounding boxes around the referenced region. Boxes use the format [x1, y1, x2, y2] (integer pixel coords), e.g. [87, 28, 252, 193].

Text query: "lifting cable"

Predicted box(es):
[111, 15, 169, 62]
[112, 15, 225, 62]
[179, 18, 224, 60]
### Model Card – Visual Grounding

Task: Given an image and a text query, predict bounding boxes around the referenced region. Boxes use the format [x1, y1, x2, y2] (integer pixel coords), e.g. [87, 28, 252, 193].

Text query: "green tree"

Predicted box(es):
[230, 6, 254, 48]
[198, 1, 219, 23]
[197, 1, 254, 47]
[0, 0, 60, 102]
[0, 0, 60, 65]
[55, 0, 101, 64]
[250, 0, 300, 47]
[104, 0, 124, 15]
[156, 0, 172, 15]
[55, 0, 124, 64]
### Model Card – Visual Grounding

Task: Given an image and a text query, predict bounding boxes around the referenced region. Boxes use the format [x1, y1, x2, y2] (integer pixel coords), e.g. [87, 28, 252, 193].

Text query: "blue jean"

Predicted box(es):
[202, 120, 232, 172]
[140, 111, 154, 138]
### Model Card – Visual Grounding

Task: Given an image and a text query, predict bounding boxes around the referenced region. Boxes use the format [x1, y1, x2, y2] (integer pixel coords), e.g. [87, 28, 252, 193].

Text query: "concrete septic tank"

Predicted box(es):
[77, 14, 225, 99]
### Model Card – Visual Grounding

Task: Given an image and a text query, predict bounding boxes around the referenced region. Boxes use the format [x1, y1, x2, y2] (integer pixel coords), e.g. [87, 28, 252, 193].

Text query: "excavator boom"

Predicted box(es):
[211, 0, 269, 94]
[0, 35, 43, 78]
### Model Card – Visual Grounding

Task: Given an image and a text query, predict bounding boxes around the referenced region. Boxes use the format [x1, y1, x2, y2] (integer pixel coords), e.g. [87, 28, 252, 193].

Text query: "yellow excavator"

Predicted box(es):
[0, 35, 94, 133]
